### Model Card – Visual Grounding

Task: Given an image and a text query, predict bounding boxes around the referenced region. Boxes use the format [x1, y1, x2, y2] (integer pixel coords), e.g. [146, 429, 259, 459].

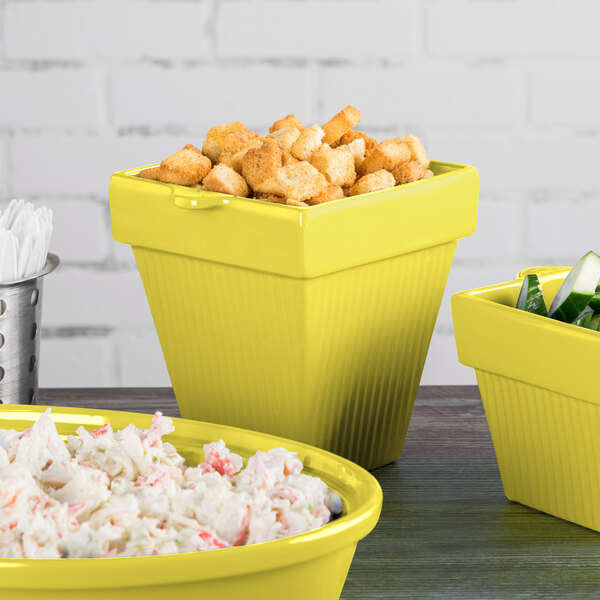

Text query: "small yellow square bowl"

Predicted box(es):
[452, 266, 600, 531]
[110, 161, 479, 469]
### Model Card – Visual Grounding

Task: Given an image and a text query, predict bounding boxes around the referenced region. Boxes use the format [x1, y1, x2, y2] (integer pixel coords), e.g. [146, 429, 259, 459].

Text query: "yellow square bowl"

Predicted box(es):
[452, 266, 600, 531]
[110, 161, 478, 469]
[0, 405, 382, 600]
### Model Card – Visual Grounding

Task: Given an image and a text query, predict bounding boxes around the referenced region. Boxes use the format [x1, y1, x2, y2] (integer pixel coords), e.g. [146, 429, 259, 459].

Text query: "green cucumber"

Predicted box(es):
[516, 274, 547, 316]
[548, 251, 600, 322]
[573, 306, 594, 328]
[588, 285, 600, 313]
[588, 314, 600, 331]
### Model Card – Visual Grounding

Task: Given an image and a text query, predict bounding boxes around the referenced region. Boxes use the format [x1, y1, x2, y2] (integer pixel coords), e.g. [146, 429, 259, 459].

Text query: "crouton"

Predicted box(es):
[290, 125, 325, 161]
[219, 130, 261, 155]
[340, 137, 366, 169]
[286, 198, 309, 207]
[282, 152, 300, 165]
[202, 122, 246, 163]
[391, 160, 428, 184]
[338, 129, 378, 155]
[137, 166, 161, 181]
[183, 143, 203, 155]
[219, 141, 264, 174]
[310, 144, 356, 187]
[322, 105, 362, 145]
[269, 115, 304, 133]
[202, 164, 250, 197]
[218, 131, 264, 174]
[267, 127, 302, 153]
[306, 184, 345, 206]
[348, 169, 395, 196]
[242, 141, 283, 190]
[255, 161, 327, 201]
[357, 139, 411, 177]
[395, 135, 430, 168]
[159, 145, 212, 186]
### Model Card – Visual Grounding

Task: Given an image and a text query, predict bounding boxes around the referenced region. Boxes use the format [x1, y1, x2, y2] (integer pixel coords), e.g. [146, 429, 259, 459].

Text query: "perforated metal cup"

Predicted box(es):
[0, 253, 59, 405]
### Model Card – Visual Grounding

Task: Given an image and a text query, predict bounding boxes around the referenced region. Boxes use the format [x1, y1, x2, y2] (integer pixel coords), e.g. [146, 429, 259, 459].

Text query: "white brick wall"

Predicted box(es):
[426, 131, 600, 191]
[525, 199, 600, 260]
[115, 330, 171, 388]
[0, 0, 597, 387]
[50, 200, 111, 264]
[0, 136, 7, 199]
[39, 336, 115, 388]
[216, 1, 413, 60]
[530, 68, 600, 126]
[4, 2, 213, 61]
[0, 69, 104, 130]
[110, 66, 317, 129]
[43, 269, 153, 328]
[425, 1, 600, 58]
[10, 134, 195, 196]
[322, 65, 521, 128]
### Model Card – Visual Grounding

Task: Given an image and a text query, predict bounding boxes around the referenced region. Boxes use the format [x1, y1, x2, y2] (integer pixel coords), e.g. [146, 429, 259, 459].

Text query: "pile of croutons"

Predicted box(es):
[137, 105, 433, 207]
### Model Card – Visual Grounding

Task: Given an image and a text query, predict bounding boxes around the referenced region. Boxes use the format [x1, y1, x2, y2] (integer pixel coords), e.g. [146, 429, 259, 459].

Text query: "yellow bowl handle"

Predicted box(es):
[173, 190, 230, 210]
[517, 266, 571, 279]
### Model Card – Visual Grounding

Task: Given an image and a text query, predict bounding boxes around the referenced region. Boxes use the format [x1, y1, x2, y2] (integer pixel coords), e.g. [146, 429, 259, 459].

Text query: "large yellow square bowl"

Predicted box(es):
[110, 161, 478, 469]
[452, 266, 600, 531]
[0, 405, 382, 600]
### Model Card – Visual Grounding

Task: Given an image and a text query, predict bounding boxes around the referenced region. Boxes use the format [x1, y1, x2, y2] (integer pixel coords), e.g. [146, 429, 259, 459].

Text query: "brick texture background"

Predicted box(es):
[1, 0, 598, 387]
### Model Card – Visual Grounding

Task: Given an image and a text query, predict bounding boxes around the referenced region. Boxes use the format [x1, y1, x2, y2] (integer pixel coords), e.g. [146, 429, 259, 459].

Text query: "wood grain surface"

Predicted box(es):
[37, 386, 600, 599]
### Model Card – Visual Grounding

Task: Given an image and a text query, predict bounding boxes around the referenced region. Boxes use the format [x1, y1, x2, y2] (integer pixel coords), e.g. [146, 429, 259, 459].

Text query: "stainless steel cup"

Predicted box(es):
[0, 253, 59, 404]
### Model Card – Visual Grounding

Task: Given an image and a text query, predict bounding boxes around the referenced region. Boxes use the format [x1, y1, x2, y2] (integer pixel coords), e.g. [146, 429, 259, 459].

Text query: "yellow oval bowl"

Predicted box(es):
[0, 405, 382, 600]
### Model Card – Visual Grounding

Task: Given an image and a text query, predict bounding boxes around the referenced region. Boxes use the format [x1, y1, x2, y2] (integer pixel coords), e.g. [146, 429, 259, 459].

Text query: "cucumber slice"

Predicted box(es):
[573, 306, 594, 328]
[589, 294, 600, 313]
[548, 251, 600, 322]
[516, 274, 547, 316]
[588, 285, 600, 313]
[588, 314, 600, 331]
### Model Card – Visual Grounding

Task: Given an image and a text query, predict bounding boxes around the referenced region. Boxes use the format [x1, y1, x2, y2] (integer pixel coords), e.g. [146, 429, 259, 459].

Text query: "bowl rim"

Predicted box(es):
[120, 160, 473, 209]
[453, 266, 600, 338]
[0, 405, 382, 590]
[110, 160, 479, 279]
[451, 266, 600, 407]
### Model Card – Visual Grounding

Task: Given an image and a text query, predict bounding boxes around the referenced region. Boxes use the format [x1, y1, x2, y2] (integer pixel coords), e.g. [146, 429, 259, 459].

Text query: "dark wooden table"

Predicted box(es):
[38, 386, 600, 599]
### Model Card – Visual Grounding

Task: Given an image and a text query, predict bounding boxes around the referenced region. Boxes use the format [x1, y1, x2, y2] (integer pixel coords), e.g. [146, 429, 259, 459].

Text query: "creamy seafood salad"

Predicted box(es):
[0, 410, 342, 558]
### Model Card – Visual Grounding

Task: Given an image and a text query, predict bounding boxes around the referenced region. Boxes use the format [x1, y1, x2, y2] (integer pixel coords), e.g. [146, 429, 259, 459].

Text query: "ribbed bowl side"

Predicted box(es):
[476, 370, 600, 531]
[134, 242, 456, 469]
[134, 247, 309, 438]
[303, 242, 457, 467]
